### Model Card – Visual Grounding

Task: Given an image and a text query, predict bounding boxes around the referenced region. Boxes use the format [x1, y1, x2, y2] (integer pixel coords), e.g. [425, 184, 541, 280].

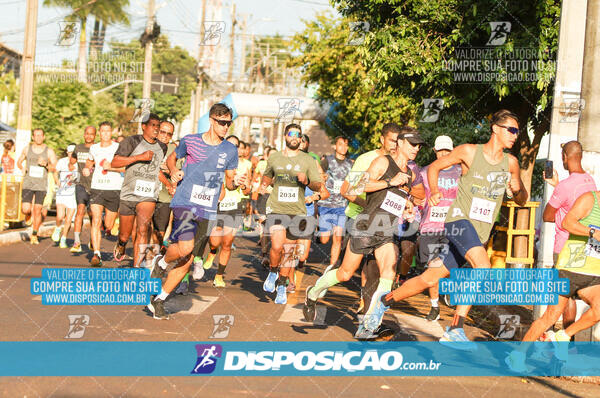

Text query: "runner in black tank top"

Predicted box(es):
[304, 130, 424, 339]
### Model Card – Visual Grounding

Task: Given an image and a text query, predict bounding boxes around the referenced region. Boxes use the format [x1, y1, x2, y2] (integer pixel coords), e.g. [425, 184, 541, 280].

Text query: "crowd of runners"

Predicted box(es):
[13, 104, 600, 351]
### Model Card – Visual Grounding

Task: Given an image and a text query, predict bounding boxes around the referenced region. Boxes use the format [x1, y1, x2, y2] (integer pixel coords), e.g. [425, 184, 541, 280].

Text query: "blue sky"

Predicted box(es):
[0, 0, 337, 67]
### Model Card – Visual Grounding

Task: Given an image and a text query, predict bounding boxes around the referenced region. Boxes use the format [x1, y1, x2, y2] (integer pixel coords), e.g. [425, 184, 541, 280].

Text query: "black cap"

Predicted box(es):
[399, 131, 426, 145]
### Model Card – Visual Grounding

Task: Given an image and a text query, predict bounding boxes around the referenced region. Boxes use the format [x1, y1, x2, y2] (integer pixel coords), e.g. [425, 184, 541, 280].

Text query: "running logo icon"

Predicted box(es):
[420, 99, 444, 123]
[210, 315, 234, 339]
[201, 22, 226, 46]
[65, 315, 89, 339]
[130, 99, 155, 123]
[486, 22, 511, 46]
[191, 344, 222, 374]
[496, 314, 520, 339]
[275, 98, 302, 124]
[56, 21, 79, 46]
[347, 21, 370, 45]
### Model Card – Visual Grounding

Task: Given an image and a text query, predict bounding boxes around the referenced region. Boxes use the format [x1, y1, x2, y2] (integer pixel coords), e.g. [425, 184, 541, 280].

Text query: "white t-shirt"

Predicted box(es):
[56, 157, 77, 196]
[89, 142, 124, 190]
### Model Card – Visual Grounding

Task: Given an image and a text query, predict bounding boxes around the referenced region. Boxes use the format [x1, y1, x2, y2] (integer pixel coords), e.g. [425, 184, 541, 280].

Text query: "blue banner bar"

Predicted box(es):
[1, 342, 599, 376]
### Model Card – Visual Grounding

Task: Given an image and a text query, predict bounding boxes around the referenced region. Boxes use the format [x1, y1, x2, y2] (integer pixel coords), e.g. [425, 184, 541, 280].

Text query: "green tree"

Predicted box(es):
[293, 0, 561, 194]
[95, 36, 197, 124]
[43, 0, 130, 82]
[32, 81, 117, 150]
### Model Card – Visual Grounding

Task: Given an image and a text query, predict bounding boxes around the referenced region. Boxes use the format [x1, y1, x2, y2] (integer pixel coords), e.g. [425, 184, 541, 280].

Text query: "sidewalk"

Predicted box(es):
[0, 217, 89, 246]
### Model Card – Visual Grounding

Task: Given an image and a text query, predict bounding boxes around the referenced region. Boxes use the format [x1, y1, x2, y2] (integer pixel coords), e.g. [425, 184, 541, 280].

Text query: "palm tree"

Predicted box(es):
[43, 0, 130, 83]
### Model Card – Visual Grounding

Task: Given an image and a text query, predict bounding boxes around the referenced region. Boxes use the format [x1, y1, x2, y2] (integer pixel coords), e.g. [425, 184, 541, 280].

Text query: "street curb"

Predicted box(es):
[0, 219, 90, 247]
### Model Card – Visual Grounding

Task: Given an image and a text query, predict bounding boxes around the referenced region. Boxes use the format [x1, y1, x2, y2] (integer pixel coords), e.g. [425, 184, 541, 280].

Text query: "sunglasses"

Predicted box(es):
[497, 125, 519, 135]
[287, 130, 302, 138]
[212, 117, 233, 127]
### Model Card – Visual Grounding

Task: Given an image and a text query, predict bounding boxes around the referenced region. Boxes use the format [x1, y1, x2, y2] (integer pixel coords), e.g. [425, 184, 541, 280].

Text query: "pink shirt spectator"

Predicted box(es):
[548, 172, 597, 253]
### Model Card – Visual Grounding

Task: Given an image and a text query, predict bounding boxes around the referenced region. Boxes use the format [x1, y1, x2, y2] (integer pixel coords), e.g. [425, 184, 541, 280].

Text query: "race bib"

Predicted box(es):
[29, 165, 44, 179]
[429, 206, 450, 223]
[219, 197, 238, 211]
[380, 191, 407, 218]
[94, 175, 112, 189]
[190, 185, 217, 207]
[134, 180, 155, 198]
[331, 180, 343, 194]
[278, 186, 299, 203]
[469, 197, 496, 224]
[585, 225, 600, 259]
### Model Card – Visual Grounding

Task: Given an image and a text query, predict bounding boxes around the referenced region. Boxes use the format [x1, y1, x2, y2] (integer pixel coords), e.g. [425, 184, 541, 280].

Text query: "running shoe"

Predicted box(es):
[30, 235, 39, 245]
[505, 350, 528, 373]
[203, 252, 216, 270]
[363, 292, 390, 332]
[274, 284, 287, 304]
[150, 254, 167, 279]
[113, 242, 126, 261]
[192, 258, 205, 281]
[59, 237, 68, 249]
[316, 264, 335, 299]
[547, 329, 570, 361]
[439, 327, 478, 351]
[147, 297, 169, 320]
[426, 306, 440, 321]
[51, 227, 61, 243]
[303, 286, 317, 322]
[90, 254, 102, 267]
[213, 275, 226, 288]
[263, 271, 278, 293]
[175, 280, 189, 295]
[286, 282, 296, 293]
[70, 242, 82, 253]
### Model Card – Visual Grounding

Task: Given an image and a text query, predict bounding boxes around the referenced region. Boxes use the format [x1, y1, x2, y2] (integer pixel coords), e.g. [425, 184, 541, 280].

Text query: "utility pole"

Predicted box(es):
[15, 0, 38, 167]
[142, 0, 156, 100]
[227, 3, 237, 86]
[264, 42, 270, 93]
[192, 0, 208, 134]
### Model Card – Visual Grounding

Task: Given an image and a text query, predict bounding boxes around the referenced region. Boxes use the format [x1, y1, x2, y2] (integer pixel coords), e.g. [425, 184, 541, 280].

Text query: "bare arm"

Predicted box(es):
[543, 203, 557, 223]
[112, 150, 153, 169]
[429, 144, 474, 196]
[46, 148, 57, 173]
[364, 156, 390, 192]
[225, 169, 236, 191]
[16, 145, 28, 171]
[508, 155, 528, 206]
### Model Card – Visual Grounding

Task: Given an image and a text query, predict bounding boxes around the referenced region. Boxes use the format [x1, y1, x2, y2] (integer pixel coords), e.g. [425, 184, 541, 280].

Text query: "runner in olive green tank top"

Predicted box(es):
[383, 110, 528, 347]
[445, 144, 510, 243]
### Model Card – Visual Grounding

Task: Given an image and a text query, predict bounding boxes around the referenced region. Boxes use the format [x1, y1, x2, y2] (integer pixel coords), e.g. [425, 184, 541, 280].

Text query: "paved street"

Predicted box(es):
[1, 229, 599, 396]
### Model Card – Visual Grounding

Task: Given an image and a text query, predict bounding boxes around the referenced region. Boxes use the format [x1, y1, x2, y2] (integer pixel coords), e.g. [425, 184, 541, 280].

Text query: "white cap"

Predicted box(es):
[67, 144, 76, 153]
[434, 135, 453, 151]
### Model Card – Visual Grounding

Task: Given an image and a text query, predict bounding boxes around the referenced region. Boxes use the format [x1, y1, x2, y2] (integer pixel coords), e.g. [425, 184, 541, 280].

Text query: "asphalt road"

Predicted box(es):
[0, 228, 599, 397]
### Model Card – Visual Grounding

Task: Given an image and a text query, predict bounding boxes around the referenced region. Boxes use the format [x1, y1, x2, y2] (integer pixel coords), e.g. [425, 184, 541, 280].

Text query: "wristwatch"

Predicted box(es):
[384, 177, 392, 188]
[590, 228, 596, 239]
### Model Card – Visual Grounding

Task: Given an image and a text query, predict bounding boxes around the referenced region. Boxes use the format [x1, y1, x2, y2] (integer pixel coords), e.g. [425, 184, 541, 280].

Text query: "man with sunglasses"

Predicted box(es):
[260, 123, 322, 305]
[382, 109, 528, 347]
[304, 127, 422, 339]
[147, 103, 238, 320]
[153, 121, 177, 253]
